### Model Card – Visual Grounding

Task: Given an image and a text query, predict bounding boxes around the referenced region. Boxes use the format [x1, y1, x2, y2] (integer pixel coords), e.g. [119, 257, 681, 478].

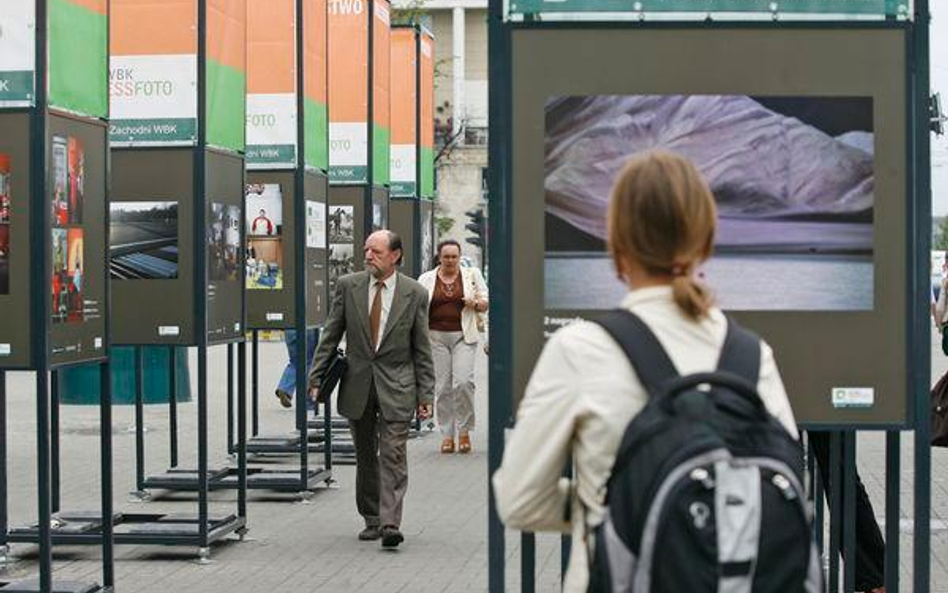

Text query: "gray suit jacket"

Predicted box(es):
[308, 271, 435, 421]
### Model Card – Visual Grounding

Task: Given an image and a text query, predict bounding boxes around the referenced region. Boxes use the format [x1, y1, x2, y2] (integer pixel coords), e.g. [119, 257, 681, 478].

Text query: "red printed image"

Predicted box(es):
[51, 228, 84, 324]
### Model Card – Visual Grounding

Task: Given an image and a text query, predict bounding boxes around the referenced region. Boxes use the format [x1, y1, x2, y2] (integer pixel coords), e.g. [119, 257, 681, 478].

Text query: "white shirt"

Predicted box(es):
[369, 272, 398, 350]
[492, 286, 798, 593]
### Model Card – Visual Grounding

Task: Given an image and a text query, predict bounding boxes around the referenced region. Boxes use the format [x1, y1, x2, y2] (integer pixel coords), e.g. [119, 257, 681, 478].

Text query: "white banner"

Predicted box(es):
[247, 93, 296, 165]
[110, 54, 197, 119]
[0, 4, 36, 106]
[390, 144, 416, 184]
[329, 122, 368, 167]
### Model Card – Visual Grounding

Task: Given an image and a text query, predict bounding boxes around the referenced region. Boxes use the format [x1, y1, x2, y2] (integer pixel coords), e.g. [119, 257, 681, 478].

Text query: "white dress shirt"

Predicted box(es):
[492, 286, 798, 592]
[369, 272, 398, 350]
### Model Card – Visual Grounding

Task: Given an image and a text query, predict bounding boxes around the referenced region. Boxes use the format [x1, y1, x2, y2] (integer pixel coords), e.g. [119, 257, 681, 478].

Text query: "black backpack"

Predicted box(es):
[587, 310, 821, 593]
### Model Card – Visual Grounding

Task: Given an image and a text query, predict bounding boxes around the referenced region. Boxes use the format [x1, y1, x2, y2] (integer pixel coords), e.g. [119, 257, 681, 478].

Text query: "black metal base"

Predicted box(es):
[0, 579, 103, 593]
[7, 511, 244, 547]
[247, 433, 302, 454]
[143, 467, 331, 492]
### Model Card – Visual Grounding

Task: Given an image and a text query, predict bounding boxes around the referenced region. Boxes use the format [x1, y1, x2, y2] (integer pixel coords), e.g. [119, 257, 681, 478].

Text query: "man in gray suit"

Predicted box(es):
[308, 230, 435, 548]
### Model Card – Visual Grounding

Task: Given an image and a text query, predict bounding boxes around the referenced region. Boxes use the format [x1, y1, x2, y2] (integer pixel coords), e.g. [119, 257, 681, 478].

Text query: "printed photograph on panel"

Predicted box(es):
[329, 205, 354, 243]
[329, 243, 355, 286]
[110, 201, 179, 280]
[545, 95, 875, 311]
[51, 228, 84, 323]
[307, 200, 326, 249]
[209, 202, 241, 282]
[245, 184, 283, 290]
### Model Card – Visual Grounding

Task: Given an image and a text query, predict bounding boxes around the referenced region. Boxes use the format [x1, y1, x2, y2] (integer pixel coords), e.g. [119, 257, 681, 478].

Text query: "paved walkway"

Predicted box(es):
[0, 332, 946, 591]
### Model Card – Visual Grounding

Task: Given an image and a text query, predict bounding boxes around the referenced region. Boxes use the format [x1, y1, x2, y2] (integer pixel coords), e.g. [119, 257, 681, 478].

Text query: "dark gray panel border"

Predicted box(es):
[510, 26, 913, 427]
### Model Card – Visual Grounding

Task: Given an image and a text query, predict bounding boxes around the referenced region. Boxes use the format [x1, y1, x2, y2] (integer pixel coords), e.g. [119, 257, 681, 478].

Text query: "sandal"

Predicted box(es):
[458, 433, 472, 454]
[440, 437, 455, 454]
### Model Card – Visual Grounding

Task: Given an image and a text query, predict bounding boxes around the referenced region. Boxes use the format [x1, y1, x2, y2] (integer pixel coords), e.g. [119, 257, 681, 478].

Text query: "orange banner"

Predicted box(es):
[111, 0, 197, 55]
[208, 0, 246, 73]
[247, 0, 295, 93]
[304, 0, 327, 104]
[420, 28, 434, 151]
[372, 0, 390, 130]
[390, 28, 416, 145]
[329, 0, 368, 122]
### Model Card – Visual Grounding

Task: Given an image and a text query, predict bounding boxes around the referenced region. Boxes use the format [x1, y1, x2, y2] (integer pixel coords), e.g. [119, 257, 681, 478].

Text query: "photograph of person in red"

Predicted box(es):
[51, 228, 84, 324]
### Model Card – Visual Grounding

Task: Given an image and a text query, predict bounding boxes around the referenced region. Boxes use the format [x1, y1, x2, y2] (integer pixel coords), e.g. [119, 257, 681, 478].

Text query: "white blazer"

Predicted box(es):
[418, 266, 489, 345]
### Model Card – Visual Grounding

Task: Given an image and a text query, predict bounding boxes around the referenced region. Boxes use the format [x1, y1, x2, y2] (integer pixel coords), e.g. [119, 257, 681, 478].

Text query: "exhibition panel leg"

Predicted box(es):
[198, 344, 209, 561]
[885, 431, 900, 593]
[252, 332, 259, 438]
[0, 372, 6, 561]
[227, 344, 235, 456]
[169, 346, 179, 469]
[237, 341, 248, 528]
[36, 371, 52, 592]
[99, 362, 114, 590]
[133, 347, 146, 497]
[50, 371, 60, 515]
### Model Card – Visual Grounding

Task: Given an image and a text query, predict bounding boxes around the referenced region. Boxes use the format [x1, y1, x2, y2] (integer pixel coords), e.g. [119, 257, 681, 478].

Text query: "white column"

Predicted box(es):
[452, 5, 465, 140]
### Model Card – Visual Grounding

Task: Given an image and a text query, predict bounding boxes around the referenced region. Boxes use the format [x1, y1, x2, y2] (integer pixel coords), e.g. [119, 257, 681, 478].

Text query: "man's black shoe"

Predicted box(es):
[275, 389, 292, 409]
[358, 525, 381, 541]
[380, 526, 403, 548]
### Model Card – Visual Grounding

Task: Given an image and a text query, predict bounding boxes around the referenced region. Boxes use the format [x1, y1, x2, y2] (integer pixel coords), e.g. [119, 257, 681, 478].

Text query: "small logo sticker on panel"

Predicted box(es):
[0, 344, 10, 356]
[266, 312, 284, 322]
[832, 387, 874, 408]
[159, 326, 181, 337]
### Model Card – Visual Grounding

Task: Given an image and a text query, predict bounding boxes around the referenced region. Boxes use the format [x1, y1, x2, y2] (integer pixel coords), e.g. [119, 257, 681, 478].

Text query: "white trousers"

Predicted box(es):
[430, 330, 477, 437]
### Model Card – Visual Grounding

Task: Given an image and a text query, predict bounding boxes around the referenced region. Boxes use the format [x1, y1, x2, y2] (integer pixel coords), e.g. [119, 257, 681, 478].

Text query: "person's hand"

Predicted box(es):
[463, 297, 476, 310]
[417, 404, 432, 421]
[308, 386, 322, 404]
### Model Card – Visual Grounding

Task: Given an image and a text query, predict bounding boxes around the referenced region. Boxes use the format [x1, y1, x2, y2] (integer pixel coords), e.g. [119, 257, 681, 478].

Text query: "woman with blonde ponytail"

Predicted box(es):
[493, 151, 799, 592]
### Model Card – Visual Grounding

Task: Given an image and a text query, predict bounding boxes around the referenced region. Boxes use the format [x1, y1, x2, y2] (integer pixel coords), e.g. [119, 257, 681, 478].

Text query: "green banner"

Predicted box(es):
[305, 98, 329, 172]
[48, 0, 108, 118]
[330, 165, 368, 184]
[110, 118, 197, 144]
[0, 71, 34, 104]
[246, 144, 296, 166]
[206, 59, 246, 152]
[509, 0, 896, 15]
[390, 181, 416, 197]
[420, 146, 435, 199]
[373, 124, 390, 187]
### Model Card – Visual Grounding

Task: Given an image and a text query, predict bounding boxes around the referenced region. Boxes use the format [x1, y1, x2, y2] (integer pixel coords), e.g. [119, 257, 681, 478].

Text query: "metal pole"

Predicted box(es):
[913, 2, 933, 592]
[521, 533, 535, 593]
[99, 362, 114, 588]
[169, 347, 178, 468]
[252, 331, 259, 437]
[843, 432, 856, 593]
[237, 341, 247, 521]
[198, 344, 209, 549]
[828, 431, 841, 593]
[168, 346, 178, 467]
[227, 344, 235, 455]
[297, 329, 309, 489]
[487, 0, 511, 590]
[36, 371, 52, 593]
[135, 346, 145, 492]
[885, 431, 900, 593]
[50, 369, 60, 514]
[0, 371, 6, 554]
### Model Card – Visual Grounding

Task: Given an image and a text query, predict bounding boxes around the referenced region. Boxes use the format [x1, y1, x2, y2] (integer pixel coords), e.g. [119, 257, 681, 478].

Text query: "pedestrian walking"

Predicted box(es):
[308, 230, 435, 549]
[418, 240, 489, 454]
[492, 151, 800, 591]
[275, 329, 318, 409]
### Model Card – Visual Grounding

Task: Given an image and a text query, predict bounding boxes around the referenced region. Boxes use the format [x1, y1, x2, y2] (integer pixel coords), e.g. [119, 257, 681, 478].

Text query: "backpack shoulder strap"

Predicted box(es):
[716, 316, 761, 385]
[594, 309, 680, 395]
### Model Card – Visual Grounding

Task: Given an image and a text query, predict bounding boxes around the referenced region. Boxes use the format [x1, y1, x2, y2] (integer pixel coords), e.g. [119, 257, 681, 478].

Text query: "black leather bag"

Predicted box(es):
[931, 370, 948, 447]
[317, 348, 348, 402]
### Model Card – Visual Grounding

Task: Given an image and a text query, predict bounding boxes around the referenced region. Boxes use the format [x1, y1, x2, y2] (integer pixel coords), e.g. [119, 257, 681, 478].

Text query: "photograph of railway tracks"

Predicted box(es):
[109, 201, 179, 280]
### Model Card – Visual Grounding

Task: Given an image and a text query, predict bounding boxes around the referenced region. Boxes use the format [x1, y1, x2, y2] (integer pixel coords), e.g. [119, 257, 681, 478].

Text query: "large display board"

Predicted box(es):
[49, 0, 108, 119]
[328, 186, 366, 293]
[245, 171, 329, 329]
[48, 114, 109, 366]
[419, 28, 435, 199]
[329, 0, 369, 183]
[0, 113, 33, 367]
[110, 149, 196, 344]
[511, 26, 911, 426]
[507, 0, 897, 17]
[389, 197, 435, 278]
[206, 149, 245, 343]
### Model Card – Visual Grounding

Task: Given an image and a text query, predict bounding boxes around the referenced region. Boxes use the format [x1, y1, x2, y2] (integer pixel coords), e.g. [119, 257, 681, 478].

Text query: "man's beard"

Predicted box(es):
[365, 262, 383, 278]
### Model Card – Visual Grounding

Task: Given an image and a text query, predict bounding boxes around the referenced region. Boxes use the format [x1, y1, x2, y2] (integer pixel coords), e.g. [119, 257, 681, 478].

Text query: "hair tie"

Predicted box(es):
[670, 264, 687, 277]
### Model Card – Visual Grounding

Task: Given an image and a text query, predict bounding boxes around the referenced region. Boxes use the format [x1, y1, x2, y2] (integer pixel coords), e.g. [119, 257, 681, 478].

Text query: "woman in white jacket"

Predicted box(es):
[418, 240, 489, 454]
[492, 151, 798, 591]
